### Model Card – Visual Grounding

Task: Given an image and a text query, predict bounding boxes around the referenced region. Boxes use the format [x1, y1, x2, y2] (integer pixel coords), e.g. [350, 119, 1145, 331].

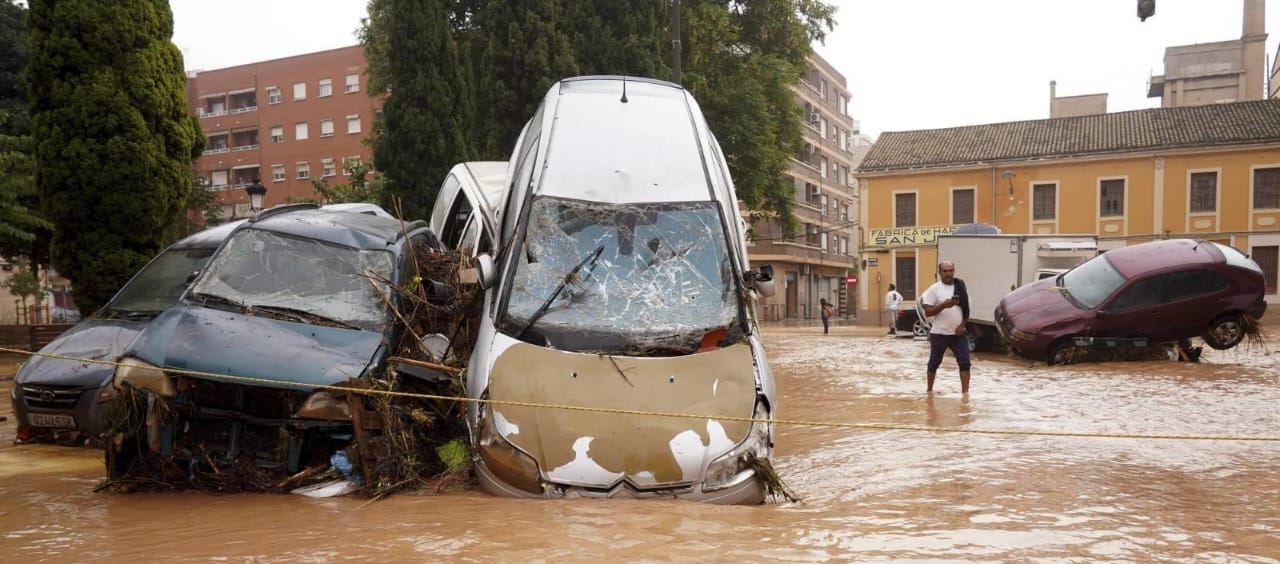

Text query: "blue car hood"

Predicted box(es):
[125, 304, 384, 390]
[16, 318, 146, 389]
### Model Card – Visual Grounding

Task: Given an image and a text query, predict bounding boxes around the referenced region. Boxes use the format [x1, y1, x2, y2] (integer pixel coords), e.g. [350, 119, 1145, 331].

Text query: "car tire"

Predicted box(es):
[1046, 338, 1078, 366]
[1202, 314, 1245, 350]
[912, 319, 928, 338]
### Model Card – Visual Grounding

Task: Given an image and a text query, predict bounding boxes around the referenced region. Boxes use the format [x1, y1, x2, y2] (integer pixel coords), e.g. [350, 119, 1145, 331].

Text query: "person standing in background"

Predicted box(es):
[819, 298, 833, 334]
[885, 283, 903, 336]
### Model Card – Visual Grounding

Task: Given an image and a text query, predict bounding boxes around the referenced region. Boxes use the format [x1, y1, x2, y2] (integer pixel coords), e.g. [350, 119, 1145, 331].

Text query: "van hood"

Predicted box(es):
[125, 304, 383, 390]
[1000, 277, 1084, 332]
[16, 318, 146, 389]
[487, 340, 757, 489]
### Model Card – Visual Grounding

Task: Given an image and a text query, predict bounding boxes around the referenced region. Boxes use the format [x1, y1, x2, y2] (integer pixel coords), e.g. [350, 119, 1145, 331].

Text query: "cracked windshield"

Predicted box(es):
[505, 198, 738, 352]
[191, 229, 394, 329]
[2, 0, 1279, 562]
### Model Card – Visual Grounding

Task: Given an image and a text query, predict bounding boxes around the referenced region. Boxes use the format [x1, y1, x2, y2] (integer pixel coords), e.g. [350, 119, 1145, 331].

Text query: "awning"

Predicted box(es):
[230, 126, 258, 133]
[200, 91, 226, 99]
[204, 130, 229, 137]
[1036, 241, 1098, 258]
[227, 87, 256, 95]
[231, 164, 260, 170]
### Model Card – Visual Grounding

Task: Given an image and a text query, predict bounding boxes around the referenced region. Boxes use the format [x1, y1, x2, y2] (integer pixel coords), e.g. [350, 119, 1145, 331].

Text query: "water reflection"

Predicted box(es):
[1, 329, 1278, 560]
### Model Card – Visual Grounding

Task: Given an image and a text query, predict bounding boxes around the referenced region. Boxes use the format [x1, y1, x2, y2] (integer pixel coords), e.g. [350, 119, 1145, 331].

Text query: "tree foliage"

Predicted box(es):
[309, 161, 384, 205]
[563, 0, 668, 79]
[365, 0, 474, 221]
[680, 0, 835, 236]
[27, 0, 202, 314]
[472, 0, 578, 158]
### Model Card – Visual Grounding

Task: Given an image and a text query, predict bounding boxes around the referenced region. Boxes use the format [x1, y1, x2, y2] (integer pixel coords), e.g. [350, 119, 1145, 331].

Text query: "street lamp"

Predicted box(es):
[245, 178, 267, 213]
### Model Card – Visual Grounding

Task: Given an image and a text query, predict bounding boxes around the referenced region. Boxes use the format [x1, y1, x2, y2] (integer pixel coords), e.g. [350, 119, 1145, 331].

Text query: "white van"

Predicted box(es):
[432, 77, 778, 504]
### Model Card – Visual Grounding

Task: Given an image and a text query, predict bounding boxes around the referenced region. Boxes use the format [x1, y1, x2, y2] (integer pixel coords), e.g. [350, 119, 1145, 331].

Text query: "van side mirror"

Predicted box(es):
[476, 253, 497, 290]
[748, 264, 776, 298]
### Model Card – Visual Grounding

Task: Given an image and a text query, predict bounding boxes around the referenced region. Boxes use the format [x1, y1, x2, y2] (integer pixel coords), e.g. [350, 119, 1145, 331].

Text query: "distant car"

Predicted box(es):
[11, 220, 240, 443]
[107, 204, 447, 476]
[996, 239, 1267, 365]
[893, 300, 929, 338]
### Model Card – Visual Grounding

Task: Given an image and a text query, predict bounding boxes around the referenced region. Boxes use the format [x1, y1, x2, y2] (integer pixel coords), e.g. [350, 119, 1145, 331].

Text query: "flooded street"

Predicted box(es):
[2, 328, 1279, 561]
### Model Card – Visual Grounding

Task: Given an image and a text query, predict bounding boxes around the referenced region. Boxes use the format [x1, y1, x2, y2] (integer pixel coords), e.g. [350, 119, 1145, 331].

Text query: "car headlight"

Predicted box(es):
[704, 400, 772, 492]
[477, 405, 543, 494]
[112, 357, 175, 398]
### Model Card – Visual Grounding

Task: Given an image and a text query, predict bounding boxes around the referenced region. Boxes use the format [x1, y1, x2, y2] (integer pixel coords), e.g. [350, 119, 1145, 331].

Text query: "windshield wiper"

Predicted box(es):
[249, 304, 362, 330]
[190, 292, 248, 312]
[516, 244, 604, 339]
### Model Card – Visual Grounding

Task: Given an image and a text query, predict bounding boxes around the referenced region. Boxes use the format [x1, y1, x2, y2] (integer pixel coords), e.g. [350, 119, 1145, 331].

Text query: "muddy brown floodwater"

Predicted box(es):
[2, 327, 1279, 561]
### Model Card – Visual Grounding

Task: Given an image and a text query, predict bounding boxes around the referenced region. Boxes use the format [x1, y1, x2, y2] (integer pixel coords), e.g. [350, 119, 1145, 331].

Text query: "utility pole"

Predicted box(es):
[672, 0, 682, 84]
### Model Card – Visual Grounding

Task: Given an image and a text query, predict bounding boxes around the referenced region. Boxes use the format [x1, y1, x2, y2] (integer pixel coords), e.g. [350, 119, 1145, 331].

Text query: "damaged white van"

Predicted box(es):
[433, 77, 779, 504]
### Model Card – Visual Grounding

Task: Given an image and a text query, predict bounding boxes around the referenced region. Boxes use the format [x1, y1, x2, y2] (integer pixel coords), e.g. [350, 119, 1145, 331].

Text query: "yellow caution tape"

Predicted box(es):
[4, 346, 1279, 442]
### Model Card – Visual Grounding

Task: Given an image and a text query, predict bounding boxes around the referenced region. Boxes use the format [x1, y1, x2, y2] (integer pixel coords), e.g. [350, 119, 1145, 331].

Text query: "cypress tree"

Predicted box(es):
[367, 0, 474, 220]
[27, 0, 201, 314]
[474, 0, 578, 158]
[563, 0, 668, 79]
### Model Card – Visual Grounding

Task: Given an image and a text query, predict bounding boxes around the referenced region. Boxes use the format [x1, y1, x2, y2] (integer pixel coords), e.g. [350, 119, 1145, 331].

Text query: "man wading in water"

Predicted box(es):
[921, 261, 970, 394]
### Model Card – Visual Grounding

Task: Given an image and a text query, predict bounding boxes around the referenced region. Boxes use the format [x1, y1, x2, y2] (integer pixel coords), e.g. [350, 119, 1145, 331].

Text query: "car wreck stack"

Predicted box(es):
[100, 244, 480, 498]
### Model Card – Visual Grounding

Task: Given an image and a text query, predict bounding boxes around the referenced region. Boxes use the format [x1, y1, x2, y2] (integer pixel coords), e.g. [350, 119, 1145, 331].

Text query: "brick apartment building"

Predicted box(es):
[185, 45, 378, 219]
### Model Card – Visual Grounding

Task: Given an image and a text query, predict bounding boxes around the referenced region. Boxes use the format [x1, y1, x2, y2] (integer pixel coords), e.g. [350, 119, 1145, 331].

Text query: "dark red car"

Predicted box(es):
[996, 239, 1267, 364]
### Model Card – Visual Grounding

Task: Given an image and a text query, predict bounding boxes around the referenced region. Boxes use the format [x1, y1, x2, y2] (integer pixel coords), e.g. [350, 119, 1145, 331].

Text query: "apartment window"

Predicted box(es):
[266, 87, 281, 105]
[1253, 246, 1277, 294]
[318, 78, 333, 97]
[895, 193, 916, 227]
[344, 155, 362, 175]
[271, 164, 285, 182]
[952, 188, 975, 224]
[1255, 167, 1280, 209]
[296, 161, 310, 180]
[270, 126, 283, 144]
[345, 73, 360, 93]
[347, 114, 361, 134]
[295, 122, 308, 140]
[211, 170, 228, 187]
[1100, 179, 1125, 217]
[321, 158, 336, 177]
[819, 156, 828, 178]
[896, 256, 916, 300]
[293, 82, 306, 100]
[1032, 183, 1056, 220]
[1187, 172, 1217, 213]
[320, 119, 334, 137]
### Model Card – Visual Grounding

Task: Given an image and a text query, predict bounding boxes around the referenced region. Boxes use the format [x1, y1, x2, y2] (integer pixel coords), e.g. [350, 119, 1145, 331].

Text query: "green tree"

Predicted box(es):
[27, 0, 202, 314]
[365, 0, 475, 220]
[2, 257, 44, 322]
[309, 161, 385, 205]
[473, 0, 578, 158]
[563, 0, 668, 78]
[680, 0, 835, 236]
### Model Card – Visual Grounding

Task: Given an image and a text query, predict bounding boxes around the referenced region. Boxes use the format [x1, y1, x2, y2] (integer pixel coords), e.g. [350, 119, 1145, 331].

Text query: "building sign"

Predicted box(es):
[868, 226, 957, 247]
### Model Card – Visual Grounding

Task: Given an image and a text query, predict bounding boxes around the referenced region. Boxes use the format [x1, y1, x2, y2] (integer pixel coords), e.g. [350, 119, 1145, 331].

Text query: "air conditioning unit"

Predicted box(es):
[807, 112, 820, 124]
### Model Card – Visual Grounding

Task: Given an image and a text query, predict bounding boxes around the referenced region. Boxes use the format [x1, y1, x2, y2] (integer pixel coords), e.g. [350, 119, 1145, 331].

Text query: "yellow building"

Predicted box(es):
[855, 99, 1280, 322]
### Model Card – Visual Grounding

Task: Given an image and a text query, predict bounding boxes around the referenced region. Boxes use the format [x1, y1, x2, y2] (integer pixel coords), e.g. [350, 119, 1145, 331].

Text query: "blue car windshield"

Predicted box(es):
[1061, 254, 1127, 309]
[107, 247, 216, 315]
[503, 197, 739, 350]
[189, 229, 395, 330]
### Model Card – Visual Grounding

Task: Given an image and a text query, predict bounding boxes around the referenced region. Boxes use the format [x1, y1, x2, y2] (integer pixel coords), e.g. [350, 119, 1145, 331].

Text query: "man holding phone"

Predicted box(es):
[921, 261, 971, 394]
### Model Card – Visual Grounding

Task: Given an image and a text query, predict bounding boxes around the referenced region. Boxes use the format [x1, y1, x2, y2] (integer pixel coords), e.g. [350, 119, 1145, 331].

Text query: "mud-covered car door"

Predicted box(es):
[1087, 275, 1170, 341]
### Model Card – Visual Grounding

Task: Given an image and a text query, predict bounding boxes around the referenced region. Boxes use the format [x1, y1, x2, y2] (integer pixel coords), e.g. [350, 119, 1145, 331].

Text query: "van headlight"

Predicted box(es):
[477, 405, 543, 494]
[704, 400, 772, 492]
[112, 357, 175, 398]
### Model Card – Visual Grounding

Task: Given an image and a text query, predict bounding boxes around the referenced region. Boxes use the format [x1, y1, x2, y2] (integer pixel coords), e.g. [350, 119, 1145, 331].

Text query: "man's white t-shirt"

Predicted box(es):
[885, 290, 903, 311]
[921, 281, 963, 335]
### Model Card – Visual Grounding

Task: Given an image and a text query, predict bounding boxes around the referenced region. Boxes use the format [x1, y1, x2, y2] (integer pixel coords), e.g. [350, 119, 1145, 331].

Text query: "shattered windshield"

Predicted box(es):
[188, 229, 395, 330]
[1061, 254, 1127, 310]
[106, 247, 215, 316]
[503, 197, 740, 353]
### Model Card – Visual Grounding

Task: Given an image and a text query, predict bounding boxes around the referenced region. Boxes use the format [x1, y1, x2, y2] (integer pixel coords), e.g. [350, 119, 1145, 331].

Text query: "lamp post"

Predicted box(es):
[245, 178, 267, 214]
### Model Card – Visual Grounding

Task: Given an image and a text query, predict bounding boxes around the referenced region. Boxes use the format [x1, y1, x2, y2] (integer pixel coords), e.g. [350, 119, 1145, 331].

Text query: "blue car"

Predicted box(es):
[11, 221, 240, 443]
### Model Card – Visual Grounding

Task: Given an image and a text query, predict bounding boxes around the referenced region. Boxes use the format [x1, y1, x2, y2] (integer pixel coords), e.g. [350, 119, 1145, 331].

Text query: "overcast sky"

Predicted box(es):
[172, 0, 1280, 138]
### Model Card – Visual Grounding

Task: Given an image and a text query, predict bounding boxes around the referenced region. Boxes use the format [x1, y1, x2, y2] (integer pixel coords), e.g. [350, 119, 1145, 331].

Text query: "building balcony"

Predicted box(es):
[198, 109, 227, 119]
[231, 144, 259, 152]
[228, 105, 258, 115]
[202, 147, 231, 155]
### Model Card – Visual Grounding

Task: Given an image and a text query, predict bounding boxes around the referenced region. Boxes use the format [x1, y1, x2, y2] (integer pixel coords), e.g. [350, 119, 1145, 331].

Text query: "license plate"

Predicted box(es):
[29, 413, 76, 428]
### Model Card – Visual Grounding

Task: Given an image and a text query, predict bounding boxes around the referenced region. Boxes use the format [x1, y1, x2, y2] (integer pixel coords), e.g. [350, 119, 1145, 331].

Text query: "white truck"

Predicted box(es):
[933, 233, 1098, 351]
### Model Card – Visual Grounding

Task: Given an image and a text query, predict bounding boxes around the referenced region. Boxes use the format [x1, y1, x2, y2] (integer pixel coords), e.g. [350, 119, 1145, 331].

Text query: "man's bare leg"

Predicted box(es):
[959, 370, 970, 394]
[927, 371, 937, 393]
